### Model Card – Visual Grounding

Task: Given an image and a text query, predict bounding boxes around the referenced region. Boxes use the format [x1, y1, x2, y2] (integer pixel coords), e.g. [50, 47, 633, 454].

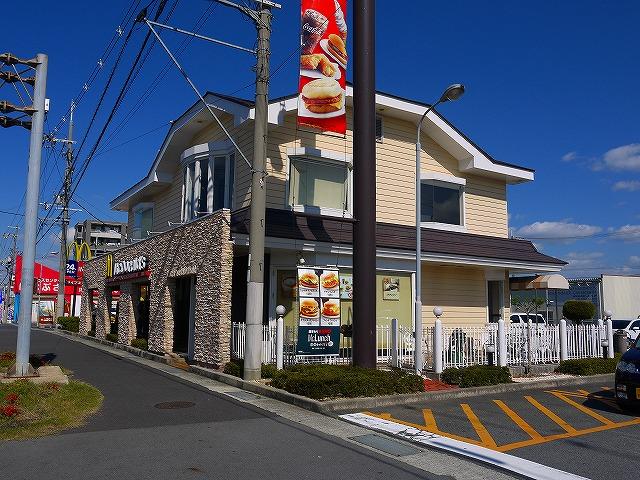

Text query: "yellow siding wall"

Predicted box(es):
[421, 264, 488, 325]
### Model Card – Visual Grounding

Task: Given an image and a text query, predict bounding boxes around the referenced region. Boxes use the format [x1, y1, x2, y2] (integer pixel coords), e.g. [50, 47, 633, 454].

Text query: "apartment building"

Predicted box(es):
[74, 219, 127, 257]
[79, 88, 565, 366]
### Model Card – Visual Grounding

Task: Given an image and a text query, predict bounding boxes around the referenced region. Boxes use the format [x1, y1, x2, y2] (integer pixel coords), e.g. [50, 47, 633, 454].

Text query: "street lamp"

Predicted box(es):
[414, 84, 465, 374]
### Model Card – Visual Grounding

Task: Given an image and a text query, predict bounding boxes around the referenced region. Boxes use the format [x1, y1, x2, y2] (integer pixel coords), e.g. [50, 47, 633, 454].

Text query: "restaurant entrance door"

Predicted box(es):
[173, 276, 195, 357]
[136, 283, 150, 339]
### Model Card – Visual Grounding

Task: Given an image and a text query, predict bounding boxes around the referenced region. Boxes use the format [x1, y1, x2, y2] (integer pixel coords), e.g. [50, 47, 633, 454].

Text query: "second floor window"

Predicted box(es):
[288, 156, 350, 215]
[132, 203, 154, 240]
[421, 181, 463, 226]
[183, 151, 234, 221]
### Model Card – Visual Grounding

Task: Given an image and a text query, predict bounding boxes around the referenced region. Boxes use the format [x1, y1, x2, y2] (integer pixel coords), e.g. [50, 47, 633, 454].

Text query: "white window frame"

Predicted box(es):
[286, 147, 353, 218]
[420, 171, 466, 233]
[131, 202, 154, 241]
[180, 141, 235, 222]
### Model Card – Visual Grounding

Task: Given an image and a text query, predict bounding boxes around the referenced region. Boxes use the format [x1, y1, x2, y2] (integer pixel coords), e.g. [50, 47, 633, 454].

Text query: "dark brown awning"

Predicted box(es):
[230, 208, 566, 267]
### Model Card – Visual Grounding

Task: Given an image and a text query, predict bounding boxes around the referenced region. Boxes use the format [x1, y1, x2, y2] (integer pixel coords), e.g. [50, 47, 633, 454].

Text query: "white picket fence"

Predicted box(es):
[231, 320, 609, 370]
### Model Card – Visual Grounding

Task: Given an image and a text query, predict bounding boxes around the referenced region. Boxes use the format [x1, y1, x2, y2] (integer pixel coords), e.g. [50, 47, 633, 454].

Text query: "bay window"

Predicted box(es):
[420, 173, 465, 230]
[132, 203, 154, 240]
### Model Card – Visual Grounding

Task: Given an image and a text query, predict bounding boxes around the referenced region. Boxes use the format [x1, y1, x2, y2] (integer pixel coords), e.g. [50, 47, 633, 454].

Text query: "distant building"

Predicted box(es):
[74, 220, 127, 257]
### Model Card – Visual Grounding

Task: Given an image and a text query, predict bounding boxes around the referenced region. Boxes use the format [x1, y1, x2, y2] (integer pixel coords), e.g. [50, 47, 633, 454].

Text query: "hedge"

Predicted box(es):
[223, 360, 278, 379]
[441, 365, 511, 388]
[57, 316, 80, 333]
[269, 365, 424, 400]
[105, 333, 118, 343]
[563, 300, 596, 324]
[130, 338, 148, 351]
[555, 355, 621, 376]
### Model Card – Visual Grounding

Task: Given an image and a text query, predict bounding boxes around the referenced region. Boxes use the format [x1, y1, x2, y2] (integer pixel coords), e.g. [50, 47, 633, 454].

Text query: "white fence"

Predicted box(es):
[231, 320, 611, 371]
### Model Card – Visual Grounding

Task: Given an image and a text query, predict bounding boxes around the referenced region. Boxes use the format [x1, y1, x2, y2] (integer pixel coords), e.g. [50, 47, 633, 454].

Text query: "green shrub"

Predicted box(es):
[441, 365, 511, 388]
[270, 365, 424, 400]
[555, 355, 621, 376]
[130, 338, 148, 351]
[223, 360, 279, 379]
[87, 330, 95, 337]
[57, 316, 80, 333]
[563, 300, 596, 324]
[105, 333, 118, 343]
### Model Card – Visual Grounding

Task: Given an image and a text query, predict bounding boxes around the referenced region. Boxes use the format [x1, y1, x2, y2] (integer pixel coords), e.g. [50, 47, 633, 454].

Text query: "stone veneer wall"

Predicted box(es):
[80, 209, 233, 367]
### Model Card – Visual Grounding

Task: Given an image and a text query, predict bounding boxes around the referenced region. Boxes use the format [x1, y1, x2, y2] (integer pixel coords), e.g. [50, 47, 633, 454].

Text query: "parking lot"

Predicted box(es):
[357, 379, 640, 479]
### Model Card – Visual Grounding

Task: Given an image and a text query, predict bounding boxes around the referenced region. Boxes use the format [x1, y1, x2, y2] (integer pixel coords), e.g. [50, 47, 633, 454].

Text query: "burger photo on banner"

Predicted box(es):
[298, 0, 348, 135]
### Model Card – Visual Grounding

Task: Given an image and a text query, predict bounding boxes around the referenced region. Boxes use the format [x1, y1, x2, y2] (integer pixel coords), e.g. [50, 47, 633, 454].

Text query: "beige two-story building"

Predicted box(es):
[79, 88, 565, 366]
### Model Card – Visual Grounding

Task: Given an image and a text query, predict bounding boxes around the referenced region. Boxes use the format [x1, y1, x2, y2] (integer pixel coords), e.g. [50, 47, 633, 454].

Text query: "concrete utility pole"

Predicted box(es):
[352, 0, 377, 368]
[55, 103, 74, 320]
[244, 1, 274, 381]
[13, 53, 48, 377]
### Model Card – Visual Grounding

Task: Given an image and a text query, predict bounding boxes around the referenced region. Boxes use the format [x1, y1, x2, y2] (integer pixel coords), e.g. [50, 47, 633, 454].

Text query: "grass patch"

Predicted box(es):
[0, 380, 103, 441]
[223, 360, 278, 379]
[441, 365, 512, 388]
[555, 355, 621, 376]
[269, 365, 424, 400]
[0, 352, 16, 373]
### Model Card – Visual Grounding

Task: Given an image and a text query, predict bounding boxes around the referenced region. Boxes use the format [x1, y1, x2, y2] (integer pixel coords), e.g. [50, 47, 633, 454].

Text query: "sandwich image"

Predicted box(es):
[301, 78, 344, 114]
[299, 271, 319, 288]
[321, 271, 339, 289]
[322, 299, 340, 317]
[327, 33, 347, 66]
[300, 298, 319, 318]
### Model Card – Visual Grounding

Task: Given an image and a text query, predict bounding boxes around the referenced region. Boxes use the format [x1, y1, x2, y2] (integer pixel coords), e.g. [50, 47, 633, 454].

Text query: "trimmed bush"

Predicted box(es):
[130, 338, 148, 351]
[555, 355, 621, 376]
[563, 300, 596, 325]
[105, 333, 118, 343]
[57, 316, 80, 333]
[223, 360, 278, 379]
[87, 330, 95, 337]
[441, 365, 511, 388]
[270, 365, 424, 400]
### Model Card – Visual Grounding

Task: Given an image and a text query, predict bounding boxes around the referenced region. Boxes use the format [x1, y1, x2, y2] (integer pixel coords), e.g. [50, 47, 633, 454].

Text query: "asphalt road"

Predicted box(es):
[0, 326, 443, 480]
[361, 377, 640, 480]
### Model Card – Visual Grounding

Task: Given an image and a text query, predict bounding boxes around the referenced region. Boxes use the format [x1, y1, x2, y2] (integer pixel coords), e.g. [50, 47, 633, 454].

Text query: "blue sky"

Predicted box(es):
[2, 0, 639, 276]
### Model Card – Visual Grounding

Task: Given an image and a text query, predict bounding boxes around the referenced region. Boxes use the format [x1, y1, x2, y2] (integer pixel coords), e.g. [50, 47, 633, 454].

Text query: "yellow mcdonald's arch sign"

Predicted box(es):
[105, 254, 114, 278]
[67, 241, 93, 261]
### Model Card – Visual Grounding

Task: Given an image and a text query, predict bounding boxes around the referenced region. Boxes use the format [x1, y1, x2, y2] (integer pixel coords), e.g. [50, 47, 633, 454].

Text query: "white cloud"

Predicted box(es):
[564, 252, 604, 269]
[561, 151, 578, 162]
[612, 225, 640, 243]
[612, 180, 640, 192]
[514, 221, 602, 240]
[602, 143, 640, 171]
[630, 256, 640, 266]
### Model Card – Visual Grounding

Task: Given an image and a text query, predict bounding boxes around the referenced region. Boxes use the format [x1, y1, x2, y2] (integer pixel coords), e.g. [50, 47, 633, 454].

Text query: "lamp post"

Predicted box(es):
[414, 84, 465, 374]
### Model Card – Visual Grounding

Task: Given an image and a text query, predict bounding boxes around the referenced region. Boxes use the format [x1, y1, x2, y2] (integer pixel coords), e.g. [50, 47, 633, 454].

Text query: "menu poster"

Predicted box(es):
[297, 0, 348, 134]
[296, 267, 341, 356]
[339, 273, 353, 299]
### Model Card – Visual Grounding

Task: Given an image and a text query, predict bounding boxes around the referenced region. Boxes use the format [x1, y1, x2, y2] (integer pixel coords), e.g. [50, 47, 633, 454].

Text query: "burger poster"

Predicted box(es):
[298, 0, 348, 135]
[296, 267, 342, 356]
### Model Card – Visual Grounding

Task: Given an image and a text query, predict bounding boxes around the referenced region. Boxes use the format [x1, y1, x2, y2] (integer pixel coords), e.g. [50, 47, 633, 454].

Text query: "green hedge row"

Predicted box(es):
[223, 360, 278, 379]
[130, 338, 148, 351]
[105, 333, 118, 343]
[555, 355, 621, 376]
[270, 365, 424, 400]
[57, 316, 80, 333]
[441, 365, 512, 388]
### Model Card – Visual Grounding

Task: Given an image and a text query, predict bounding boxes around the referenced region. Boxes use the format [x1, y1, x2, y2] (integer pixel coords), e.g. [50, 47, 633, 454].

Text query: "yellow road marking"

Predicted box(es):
[600, 386, 612, 390]
[525, 396, 577, 433]
[550, 391, 615, 425]
[577, 389, 590, 396]
[493, 400, 543, 440]
[422, 409, 438, 431]
[461, 403, 497, 448]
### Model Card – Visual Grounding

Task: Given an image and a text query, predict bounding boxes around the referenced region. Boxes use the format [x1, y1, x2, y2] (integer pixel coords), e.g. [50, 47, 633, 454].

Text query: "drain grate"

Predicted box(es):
[350, 434, 421, 457]
[154, 401, 195, 409]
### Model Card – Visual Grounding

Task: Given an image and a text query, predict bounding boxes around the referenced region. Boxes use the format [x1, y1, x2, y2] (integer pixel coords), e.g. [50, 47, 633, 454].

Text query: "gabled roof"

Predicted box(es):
[111, 87, 534, 211]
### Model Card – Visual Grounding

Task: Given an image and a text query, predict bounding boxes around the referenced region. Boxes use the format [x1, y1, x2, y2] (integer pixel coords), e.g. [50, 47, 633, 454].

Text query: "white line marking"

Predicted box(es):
[340, 413, 590, 480]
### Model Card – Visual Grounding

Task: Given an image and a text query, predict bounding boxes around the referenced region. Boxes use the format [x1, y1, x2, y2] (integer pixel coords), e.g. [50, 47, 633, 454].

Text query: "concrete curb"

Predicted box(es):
[48, 329, 615, 415]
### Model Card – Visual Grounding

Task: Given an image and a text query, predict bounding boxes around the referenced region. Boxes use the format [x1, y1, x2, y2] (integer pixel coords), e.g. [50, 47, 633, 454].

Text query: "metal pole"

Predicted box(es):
[56, 103, 74, 321]
[352, 0, 377, 369]
[13, 53, 48, 377]
[244, 2, 272, 380]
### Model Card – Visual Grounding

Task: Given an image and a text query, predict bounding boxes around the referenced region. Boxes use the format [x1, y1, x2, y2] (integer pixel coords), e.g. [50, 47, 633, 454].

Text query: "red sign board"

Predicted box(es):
[14, 255, 84, 296]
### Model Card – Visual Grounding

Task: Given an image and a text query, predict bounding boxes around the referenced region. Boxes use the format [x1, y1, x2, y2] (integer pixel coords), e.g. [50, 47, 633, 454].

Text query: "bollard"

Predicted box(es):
[275, 305, 285, 370]
[606, 318, 615, 359]
[597, 319, 605, 358]
[559, 319, 568, 361]
[391, 317, 399, 368]
[433, 317, 443, 374]
[497, 318, 507, 367]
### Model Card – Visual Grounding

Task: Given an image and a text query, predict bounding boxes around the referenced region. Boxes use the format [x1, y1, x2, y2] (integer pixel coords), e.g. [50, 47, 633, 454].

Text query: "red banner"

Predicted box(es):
[298, 0, 348, 134]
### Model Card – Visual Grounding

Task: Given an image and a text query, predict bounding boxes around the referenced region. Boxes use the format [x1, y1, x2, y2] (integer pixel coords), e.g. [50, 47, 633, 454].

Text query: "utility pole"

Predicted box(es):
[12, 53, 48, 377]
[352, 0, 377, 368]
[55, 103, 74, 320]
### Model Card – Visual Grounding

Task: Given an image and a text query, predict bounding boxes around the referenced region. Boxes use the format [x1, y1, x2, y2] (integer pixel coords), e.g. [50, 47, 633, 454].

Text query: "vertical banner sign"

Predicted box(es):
[298, 0, 348, 134]
[296, 267, 341, 356]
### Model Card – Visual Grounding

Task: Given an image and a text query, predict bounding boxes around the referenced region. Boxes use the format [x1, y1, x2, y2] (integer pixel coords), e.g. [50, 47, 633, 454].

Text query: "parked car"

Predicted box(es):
[510, 313, 546, 325]
[615, 335, 640, 407]
[611, 319, 640, 342]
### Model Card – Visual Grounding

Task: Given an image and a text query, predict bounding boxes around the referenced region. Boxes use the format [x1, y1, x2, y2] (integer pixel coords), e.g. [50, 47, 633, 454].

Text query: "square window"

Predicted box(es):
[421, 182, 462, 225]
[289, 158, 349, 212]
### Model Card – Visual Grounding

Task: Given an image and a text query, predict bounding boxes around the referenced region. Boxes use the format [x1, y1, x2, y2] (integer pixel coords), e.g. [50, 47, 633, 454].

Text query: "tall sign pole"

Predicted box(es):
[352, 0, 377, 368]
[244, 1, 273, 381]
[55, 103, 74, 320]
[13, 53, 48, 376]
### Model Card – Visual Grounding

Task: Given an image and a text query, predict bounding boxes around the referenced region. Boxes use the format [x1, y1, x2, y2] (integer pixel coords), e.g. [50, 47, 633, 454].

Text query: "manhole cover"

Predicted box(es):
[154, 401, 195, 409]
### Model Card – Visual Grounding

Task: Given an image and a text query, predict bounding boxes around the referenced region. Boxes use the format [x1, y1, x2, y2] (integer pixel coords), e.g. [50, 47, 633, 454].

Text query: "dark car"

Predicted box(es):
[615, 335, 640, 406]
